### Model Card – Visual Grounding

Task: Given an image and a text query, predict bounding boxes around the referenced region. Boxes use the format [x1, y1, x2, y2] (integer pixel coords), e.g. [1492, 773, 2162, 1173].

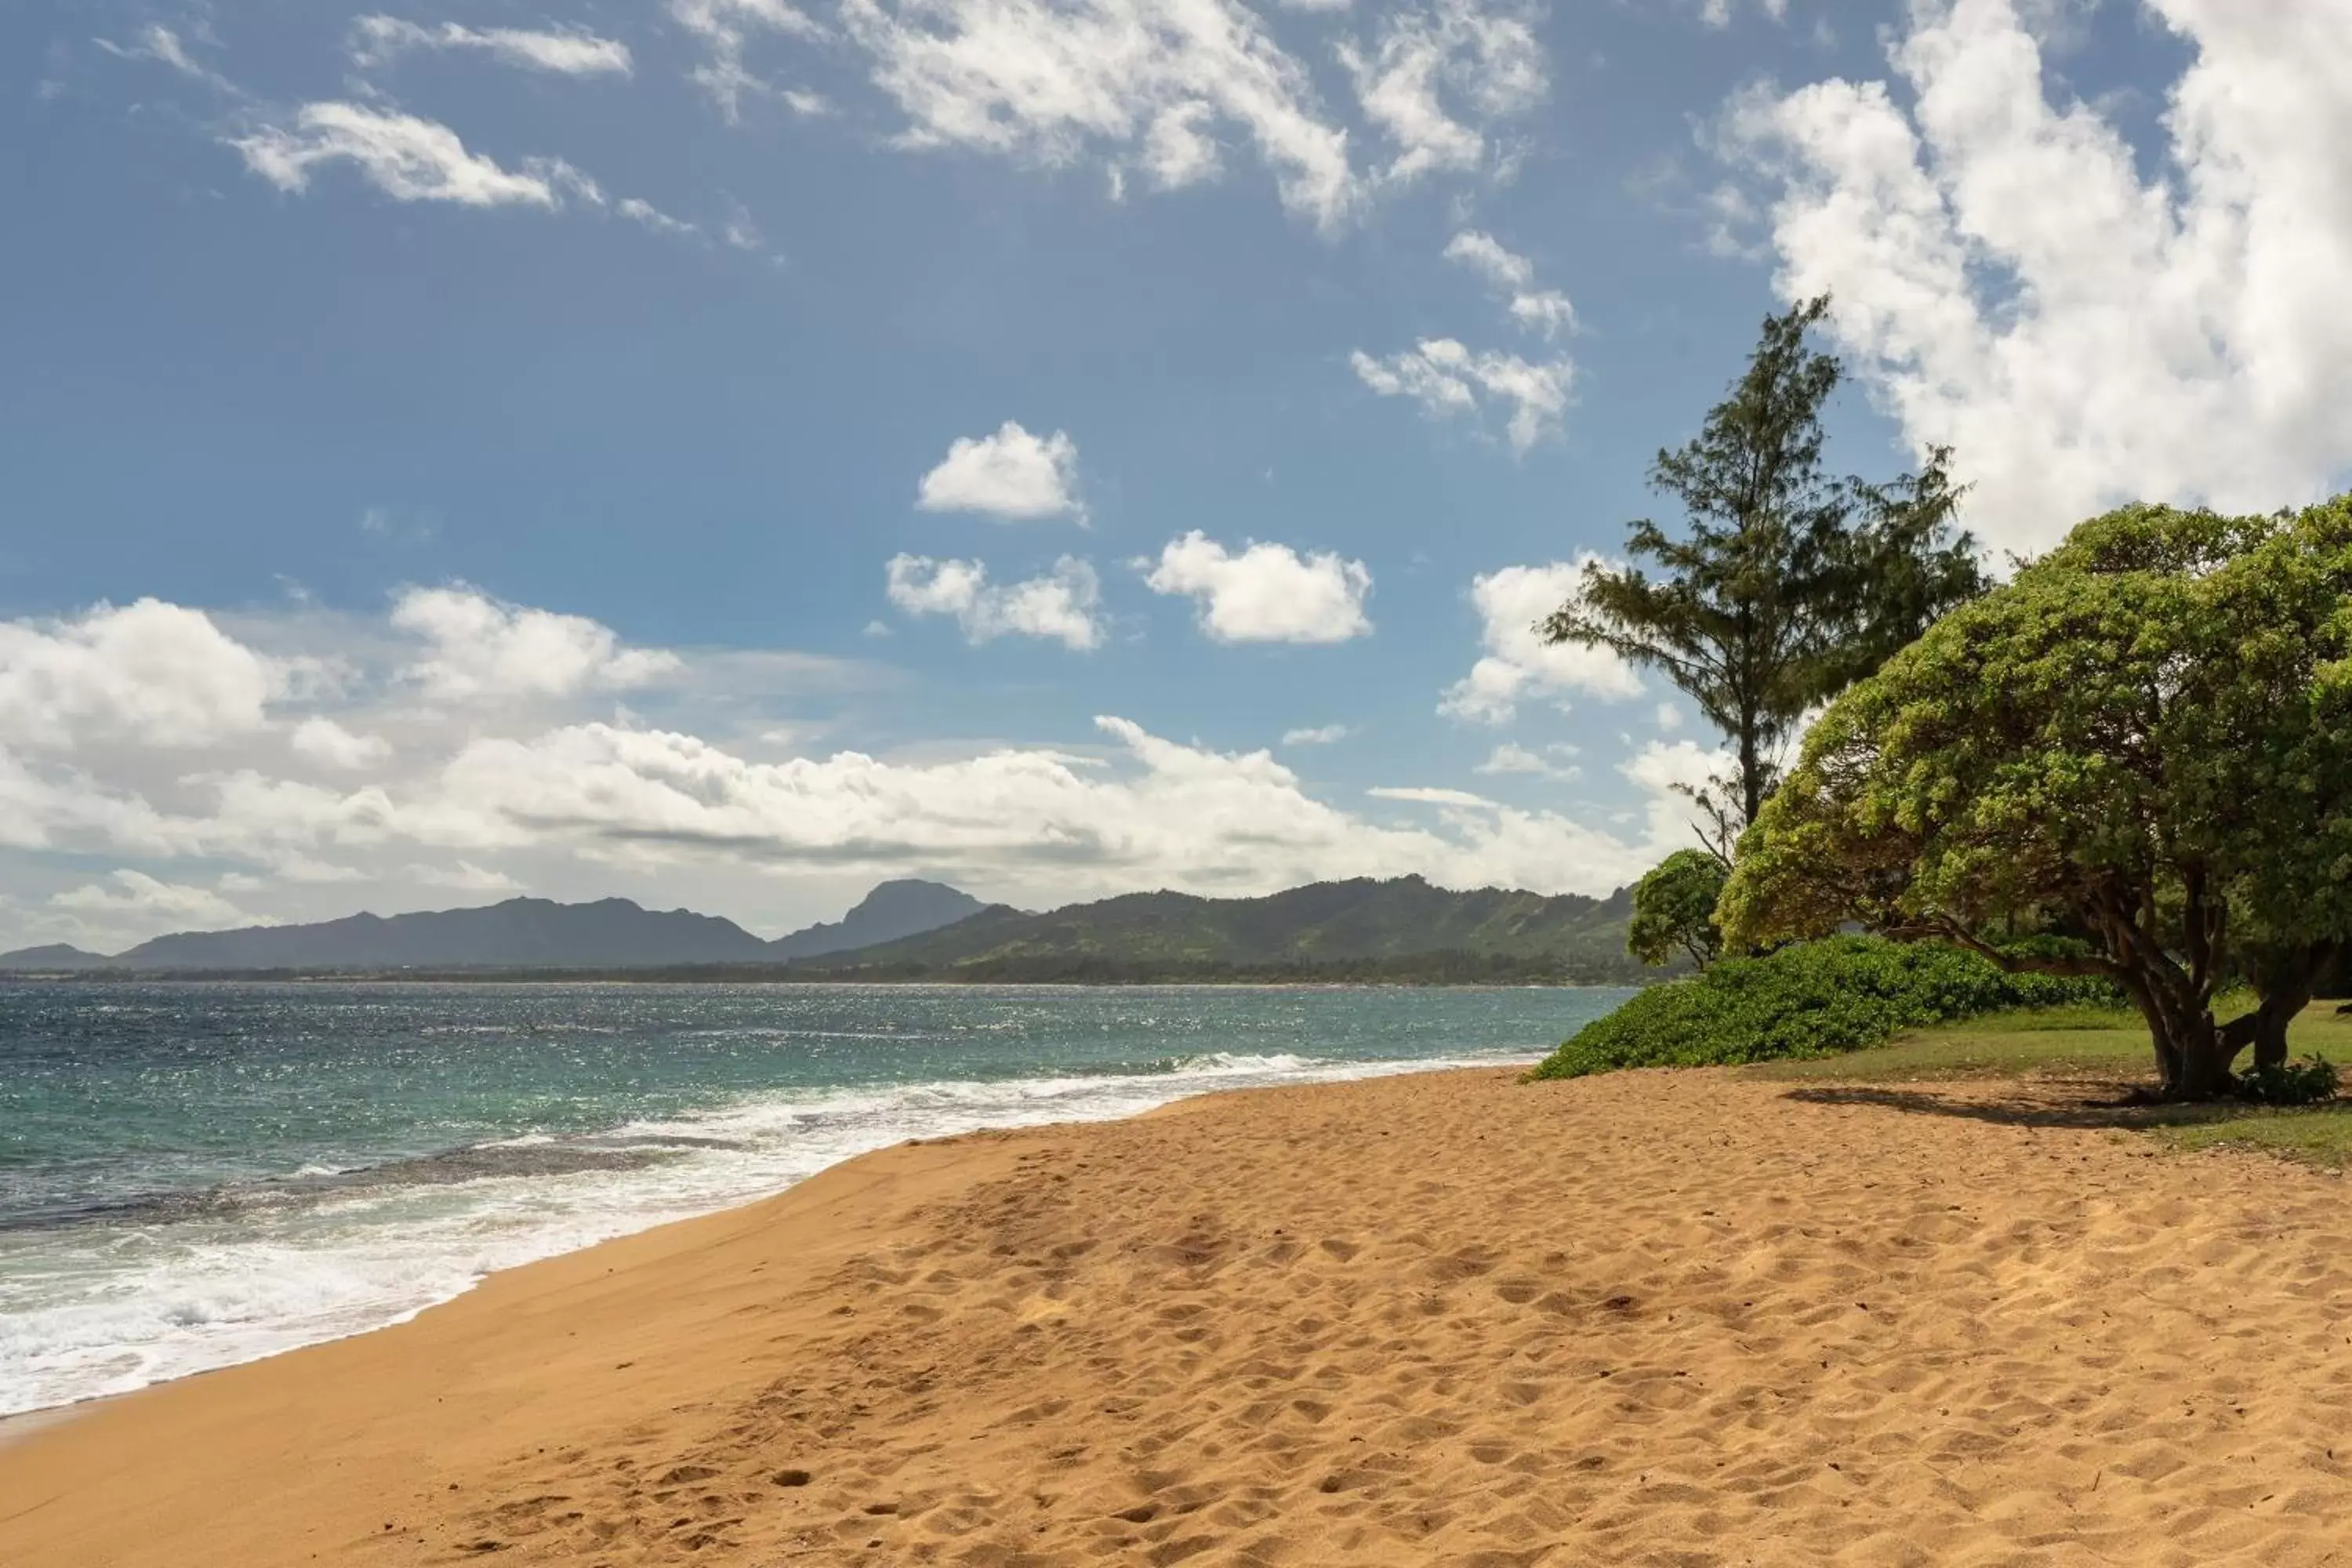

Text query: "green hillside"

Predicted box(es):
[793, 876, 1658, 984]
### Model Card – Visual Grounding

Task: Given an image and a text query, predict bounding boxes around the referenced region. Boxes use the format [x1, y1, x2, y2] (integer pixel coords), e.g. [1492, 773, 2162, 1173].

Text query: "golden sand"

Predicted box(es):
[6, 1065, 2352, 1566]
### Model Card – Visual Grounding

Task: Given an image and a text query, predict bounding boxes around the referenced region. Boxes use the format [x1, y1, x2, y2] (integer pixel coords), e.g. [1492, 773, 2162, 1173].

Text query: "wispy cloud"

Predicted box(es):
[349, 17, 634, 76]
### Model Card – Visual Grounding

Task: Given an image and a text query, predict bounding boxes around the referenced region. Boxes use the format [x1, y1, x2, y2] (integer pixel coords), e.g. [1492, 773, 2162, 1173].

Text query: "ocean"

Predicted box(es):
[0, 981, 1627, 1417]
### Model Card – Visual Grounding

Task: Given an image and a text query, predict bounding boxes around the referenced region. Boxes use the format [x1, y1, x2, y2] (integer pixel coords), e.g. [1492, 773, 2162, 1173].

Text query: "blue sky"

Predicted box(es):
[4, 0, 2348, 949]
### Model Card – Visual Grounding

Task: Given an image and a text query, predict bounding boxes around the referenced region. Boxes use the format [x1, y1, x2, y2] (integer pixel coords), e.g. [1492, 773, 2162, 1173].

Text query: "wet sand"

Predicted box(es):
[5, 1065, 2352, 1566]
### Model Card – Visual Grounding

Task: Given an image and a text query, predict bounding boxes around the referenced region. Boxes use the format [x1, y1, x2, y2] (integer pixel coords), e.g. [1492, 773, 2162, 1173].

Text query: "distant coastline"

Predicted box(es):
[2, 954, 1656, 987]
[4, 874, 1671, 987]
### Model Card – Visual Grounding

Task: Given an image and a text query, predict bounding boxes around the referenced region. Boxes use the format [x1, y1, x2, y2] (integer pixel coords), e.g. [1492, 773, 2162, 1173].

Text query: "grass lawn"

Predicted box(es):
[1741, 1000, 2352, 1168]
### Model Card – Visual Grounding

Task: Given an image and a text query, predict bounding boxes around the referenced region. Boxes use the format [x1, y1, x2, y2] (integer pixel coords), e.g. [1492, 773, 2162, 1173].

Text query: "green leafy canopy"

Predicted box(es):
[1627, 849, 1727, 970]
[1722, 497, 2352, 1099]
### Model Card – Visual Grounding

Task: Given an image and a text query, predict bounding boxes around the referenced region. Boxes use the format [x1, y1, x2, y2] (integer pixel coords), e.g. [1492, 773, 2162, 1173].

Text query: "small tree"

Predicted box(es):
[1720, 500, 2352, 1100]
[1544, 297, 1986, 857]
[1627, 850, 1728, 970]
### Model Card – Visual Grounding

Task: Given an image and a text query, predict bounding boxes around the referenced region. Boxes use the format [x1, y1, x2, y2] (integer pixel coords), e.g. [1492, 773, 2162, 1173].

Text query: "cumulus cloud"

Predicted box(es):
[1441, 560, 1643, 724]
[233, 102, 586, 207]
[1475, 742, 1580, 781]
[0, 586, 1740, 949]
[51, 871, 271, 944]
[1351, 339, 1573, 453]
[835, 0, 1541, 229]
[412, 860, 524, 892]
[1621, 735, 1734, 803]
[291, 717, 393, 769]
[1443, 229, 1574, 336]
[917, 423, 1085, 520]
[1339, 0, 1546, 188]
[390, 586, 683, 702]
[885, 555, 1105, 649]
[0, 599, 282, 751]
[1142, 532, 1373, 644]
[841, 0, 1356, 227]
[349, 17, 633, 75]
[1282, 724, 1352, 746]
[1724, 0, 2352, 555]
[421, 715, 1684, 897]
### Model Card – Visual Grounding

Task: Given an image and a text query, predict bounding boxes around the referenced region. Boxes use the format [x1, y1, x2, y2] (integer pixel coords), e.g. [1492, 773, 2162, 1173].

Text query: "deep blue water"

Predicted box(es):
[0, 982, 1624, 1414]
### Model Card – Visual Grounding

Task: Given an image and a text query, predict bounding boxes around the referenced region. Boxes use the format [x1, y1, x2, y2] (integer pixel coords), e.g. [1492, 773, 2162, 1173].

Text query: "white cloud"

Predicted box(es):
[1475, 742, 1580, 782]
[885, 555, 1105, 649]
[0, 588, 1740, 948]
[1724, 0, 2352, 556]
[1621, 736, 1732, 803]
[98, 25, 236, 93]
[782, 89, 833, 116]
[673, 0, 829, 119]
[233, 103, 582, 208]
[1142, 532, 1373, 644]
[1442, 229, 1574, 336]
[1282, 724, 1352, 746]
[52, 871, 270, 946]
[350, 17, 633, 75]
[616, 196, 702, 240]
[840, 0, 1360, 230]
[291, 717, 393, 770]
[916, 423, 1085, 520]
[420, 714, 1683, 897]
[1441, 560, 1643, 724]
[390, 586, 683, 702]
[1351, 339, 1573, 453]
[1654, 702, 1682, 733]
[1369, 786, 1496, 808]
[1699, 0, 1789, 25]
[412, 860, 524, 892]
[0, 599, 281, 751]
[1340, 0, 1546, 188]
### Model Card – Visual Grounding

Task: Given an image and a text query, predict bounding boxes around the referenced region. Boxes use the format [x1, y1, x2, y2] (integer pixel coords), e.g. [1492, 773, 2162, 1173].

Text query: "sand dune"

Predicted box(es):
[7, 1065, 2352, 1566]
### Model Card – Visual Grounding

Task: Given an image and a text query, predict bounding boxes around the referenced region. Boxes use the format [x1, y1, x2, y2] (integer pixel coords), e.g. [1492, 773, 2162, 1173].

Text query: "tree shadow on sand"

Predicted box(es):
[1779, 1081, 2256, 1133]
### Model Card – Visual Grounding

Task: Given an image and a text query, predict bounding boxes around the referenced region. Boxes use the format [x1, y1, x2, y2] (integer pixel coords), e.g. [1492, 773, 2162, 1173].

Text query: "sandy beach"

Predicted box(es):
[5, 1063, 2352, 1566]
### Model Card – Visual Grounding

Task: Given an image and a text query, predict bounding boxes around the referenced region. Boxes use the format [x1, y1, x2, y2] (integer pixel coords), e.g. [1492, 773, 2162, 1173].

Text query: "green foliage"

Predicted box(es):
[1722, 498, 2352, 1099]
[1627, 851, 1728, 969]
[1543, 296, 1987, 848]
[1527, 935, 2115, 1080]
[2234, 1057, 2340, 1108]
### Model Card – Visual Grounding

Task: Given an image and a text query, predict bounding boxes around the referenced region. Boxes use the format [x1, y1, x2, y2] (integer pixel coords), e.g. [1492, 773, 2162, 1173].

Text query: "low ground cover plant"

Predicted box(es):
[1530, 935, 2118, 1080]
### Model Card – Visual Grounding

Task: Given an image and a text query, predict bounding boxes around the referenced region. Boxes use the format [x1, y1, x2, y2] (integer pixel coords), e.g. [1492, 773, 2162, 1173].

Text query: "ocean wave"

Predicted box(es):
[0, 1047, 1537, 1417]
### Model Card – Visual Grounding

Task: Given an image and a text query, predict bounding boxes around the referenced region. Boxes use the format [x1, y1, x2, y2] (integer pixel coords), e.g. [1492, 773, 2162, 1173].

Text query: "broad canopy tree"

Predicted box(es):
[1544, 296, 1987, 858]
[1627, 849, 1728, 971]
[1720, 499, 2352, 1100]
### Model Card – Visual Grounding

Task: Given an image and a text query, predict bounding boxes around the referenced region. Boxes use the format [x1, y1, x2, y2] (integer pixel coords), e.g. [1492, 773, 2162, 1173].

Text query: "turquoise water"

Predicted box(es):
[0, 982, 1626, 1414]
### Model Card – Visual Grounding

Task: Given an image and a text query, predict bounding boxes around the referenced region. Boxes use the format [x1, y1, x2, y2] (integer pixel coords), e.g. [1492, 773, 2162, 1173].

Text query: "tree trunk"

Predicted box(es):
[2223, 942, 2336, 1074]
[2252, 982, 2307, 1073]
[1739, 724, 1762, 835]
[2126, 978, 2234, 1101]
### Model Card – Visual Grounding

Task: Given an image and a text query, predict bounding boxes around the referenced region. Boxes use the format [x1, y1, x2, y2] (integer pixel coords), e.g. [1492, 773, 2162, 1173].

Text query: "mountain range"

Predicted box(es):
[809, 877, 1644, 982]
[0, 876, 1653, 983]
[1, 879, 984, 973]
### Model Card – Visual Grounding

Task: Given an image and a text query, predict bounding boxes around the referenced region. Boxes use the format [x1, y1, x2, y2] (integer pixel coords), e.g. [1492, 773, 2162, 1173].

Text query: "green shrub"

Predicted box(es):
[2234, 1056, 2339, 1107]
[1529, 935, 2121, 1080]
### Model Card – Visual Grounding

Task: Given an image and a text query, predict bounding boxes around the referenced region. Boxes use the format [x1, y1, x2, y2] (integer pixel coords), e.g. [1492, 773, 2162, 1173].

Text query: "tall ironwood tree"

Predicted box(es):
[1543, 297, 1986, 857]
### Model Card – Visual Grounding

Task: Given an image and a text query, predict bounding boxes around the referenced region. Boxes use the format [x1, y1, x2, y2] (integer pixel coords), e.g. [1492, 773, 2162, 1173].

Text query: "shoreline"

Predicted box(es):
[9, 1062, 2352, 1565]
[0, 1048, 1545, 1424]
